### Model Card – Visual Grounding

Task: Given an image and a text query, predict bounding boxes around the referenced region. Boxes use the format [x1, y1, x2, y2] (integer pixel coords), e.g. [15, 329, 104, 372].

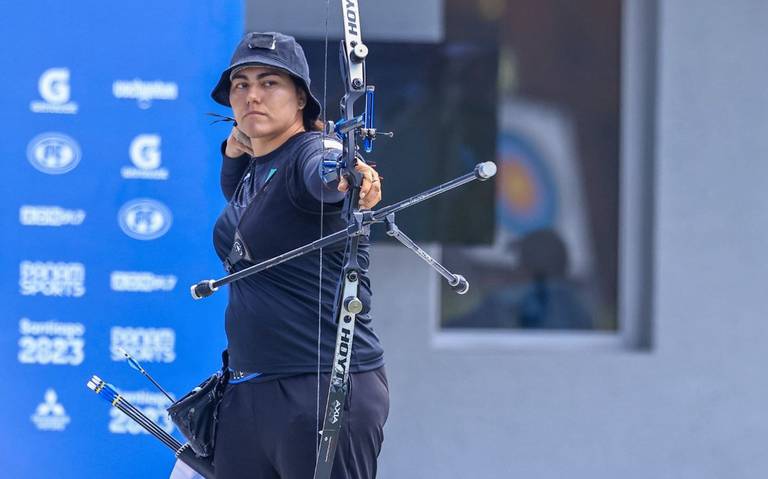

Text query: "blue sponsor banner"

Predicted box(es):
[0, 2, 242, 477]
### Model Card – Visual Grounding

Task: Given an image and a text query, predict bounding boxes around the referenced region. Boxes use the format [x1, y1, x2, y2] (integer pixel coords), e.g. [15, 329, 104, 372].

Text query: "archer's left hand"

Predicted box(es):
[338, 159, 382, 209]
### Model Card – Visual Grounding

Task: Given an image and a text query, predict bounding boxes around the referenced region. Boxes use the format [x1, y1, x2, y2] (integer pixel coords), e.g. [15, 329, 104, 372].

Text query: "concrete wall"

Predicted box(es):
[245, 0, 443, 42]
[367, 1, 768, 477]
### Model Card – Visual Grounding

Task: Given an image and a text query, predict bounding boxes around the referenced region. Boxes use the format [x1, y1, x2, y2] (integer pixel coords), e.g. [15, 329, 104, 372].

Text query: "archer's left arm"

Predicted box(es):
[302, 147, 382, 209]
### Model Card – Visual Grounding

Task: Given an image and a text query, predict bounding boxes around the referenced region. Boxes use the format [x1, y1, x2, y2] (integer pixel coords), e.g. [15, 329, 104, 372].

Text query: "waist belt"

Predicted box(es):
[228, 368, 262, 384]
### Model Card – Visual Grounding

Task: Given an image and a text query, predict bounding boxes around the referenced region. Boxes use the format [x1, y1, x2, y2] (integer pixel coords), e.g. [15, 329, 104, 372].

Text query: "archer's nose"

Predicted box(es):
[247, 86, 262, 104]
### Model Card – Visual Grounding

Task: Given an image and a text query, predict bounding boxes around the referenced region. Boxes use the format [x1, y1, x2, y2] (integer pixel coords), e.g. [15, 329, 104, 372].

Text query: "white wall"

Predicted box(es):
[367, 1, 768, 477]
[245, 0, 443, 42]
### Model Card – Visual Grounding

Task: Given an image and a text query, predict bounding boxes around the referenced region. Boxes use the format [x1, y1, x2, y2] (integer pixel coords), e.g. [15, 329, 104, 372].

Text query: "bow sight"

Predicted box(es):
[328, 86, 393, 155]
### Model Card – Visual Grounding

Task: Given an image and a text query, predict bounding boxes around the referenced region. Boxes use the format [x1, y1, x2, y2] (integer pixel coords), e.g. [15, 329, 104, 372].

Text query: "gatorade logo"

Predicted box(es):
[121, 134, 168, 180]
[30, 68, 79, 114]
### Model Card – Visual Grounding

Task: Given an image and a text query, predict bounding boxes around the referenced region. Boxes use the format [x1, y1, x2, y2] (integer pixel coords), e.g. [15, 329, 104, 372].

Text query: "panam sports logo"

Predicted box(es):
[110, 326, 176, 363]
[30, 68, 79, 114]
[27, 133, 81, 175]
[118, 198, 172, 240]
[19, 261, 86, 297]
[121, 134, 169, 180]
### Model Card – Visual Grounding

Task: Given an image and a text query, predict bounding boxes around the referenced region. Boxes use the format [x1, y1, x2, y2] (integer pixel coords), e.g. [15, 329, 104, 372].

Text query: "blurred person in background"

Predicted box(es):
[450, 229, 592, 329]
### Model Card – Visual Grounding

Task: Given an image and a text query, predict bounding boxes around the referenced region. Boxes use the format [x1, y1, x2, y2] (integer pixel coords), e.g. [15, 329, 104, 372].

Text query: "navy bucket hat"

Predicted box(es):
[211, 32, 321, 124]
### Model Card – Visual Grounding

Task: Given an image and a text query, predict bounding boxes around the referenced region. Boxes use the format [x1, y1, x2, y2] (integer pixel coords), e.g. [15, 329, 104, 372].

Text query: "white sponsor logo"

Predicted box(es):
[112, 79, 178, 109]
[330, 399, 342, 424]
[31, 389, 71, 431]
[30, 68, 79, 114]
[118, 198, 172, 240]
[27, 132, 82, 175]
[111, 326, 176, 363]
[109, 390, 175, 435]
[18, 317, 85, 366]
[121, 134, 169, 180]
[19, 205, 86, 226]
[19, 261, 86, 297]
[110, 271, 177, 292]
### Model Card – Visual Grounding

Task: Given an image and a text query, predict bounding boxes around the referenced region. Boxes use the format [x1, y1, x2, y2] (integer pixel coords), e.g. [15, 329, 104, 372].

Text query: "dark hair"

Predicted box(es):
[306, 117, 324, 132]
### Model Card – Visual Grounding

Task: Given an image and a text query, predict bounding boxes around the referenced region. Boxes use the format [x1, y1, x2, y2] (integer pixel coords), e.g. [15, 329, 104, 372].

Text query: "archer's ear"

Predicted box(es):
[297, 88, 308, 109]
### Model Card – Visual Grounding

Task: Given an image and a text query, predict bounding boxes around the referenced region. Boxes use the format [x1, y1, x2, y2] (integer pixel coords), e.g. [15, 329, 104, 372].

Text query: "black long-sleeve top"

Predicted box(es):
[212, 131, 384, 375]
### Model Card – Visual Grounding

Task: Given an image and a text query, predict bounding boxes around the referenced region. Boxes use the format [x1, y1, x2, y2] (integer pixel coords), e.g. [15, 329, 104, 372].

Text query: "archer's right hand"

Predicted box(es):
[224, 126, 254, 158]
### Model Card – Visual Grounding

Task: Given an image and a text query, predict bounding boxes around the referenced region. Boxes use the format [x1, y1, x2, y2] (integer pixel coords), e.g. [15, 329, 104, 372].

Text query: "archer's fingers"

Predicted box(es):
[360, 177, 381, 208]
[356, 162, 379, 196]
[359, 174, 373, 201]
[234, 129, 254, 155]
[227, 127, 253, 156]
[360, 169, 381, 208]
[238, 143, 254, 156]
[337, 175, 349, 192]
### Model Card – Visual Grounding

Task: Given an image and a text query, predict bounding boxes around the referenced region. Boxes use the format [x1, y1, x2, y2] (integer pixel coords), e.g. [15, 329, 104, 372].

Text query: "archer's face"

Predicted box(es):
[229, 66, 306, 140]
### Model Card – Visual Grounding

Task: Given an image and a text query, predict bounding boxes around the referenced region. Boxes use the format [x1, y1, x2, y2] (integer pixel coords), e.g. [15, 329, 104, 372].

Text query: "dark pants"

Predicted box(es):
[213, 367, 389, 479]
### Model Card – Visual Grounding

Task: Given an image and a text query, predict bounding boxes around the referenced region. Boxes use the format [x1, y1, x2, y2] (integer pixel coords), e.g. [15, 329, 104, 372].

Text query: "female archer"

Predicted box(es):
[208, 31, 388, 479]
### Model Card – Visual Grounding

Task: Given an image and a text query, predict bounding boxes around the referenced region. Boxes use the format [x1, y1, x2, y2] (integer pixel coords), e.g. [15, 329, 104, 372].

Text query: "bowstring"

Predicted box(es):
[317, 0, 331, 453]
